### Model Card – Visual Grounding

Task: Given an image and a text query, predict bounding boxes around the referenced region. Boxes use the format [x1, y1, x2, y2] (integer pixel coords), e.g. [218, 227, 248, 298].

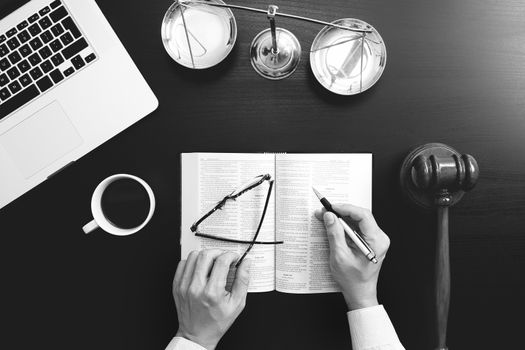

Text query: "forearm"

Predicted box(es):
[348, 305, 405, 350]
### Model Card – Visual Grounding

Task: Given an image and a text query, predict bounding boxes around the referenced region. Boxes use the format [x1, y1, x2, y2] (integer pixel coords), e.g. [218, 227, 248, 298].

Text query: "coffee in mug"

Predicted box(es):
[83, 174, 155, 236]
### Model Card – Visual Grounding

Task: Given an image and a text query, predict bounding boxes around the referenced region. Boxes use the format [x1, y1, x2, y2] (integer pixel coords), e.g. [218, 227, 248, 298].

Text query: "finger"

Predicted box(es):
[193, 249, 224, 286]
[314, 208, 325, 221]
[375, 232, 391, 258]
[173, 259, 187, 293]
[207, 251, 239, 291]
[331, 204, 379, 237]
[323, 212, 349, 254]
[179, 251, 199, 294]
[230, 258, 252, 303]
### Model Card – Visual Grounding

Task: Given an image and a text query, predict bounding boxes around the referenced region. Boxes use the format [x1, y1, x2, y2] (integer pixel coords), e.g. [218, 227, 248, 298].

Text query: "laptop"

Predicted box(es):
[0, 0, 158, 209]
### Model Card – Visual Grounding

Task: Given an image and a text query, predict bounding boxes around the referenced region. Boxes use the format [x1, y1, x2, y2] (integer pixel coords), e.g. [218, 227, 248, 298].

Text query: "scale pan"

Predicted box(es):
[310, 18, 386, 95]
[162, 0, 237, 69]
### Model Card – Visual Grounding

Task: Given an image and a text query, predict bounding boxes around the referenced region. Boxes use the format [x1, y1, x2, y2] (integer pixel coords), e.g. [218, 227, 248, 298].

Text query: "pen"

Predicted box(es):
[312, 187, 378, 264]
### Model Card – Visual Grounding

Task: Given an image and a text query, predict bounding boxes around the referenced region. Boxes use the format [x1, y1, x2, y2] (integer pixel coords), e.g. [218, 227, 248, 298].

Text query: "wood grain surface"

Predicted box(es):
[1, 0, 524, 349]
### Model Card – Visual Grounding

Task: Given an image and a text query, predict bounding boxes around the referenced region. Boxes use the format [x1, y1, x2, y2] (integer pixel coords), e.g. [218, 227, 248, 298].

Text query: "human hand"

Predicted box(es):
[173, 249, 252, 350]
[315, 204, 390, 311]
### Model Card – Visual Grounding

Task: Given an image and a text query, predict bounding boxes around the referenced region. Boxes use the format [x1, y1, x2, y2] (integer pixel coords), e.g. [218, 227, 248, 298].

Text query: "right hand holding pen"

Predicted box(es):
[315, 204, 390, 311]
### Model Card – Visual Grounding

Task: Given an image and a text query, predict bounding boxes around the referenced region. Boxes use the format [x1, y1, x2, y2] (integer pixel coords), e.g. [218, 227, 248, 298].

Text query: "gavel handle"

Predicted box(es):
[436, 205, 450, 350]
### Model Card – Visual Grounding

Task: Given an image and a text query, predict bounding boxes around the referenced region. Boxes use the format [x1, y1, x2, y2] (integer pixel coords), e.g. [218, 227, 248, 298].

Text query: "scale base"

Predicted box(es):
[250, 28, 301, 80]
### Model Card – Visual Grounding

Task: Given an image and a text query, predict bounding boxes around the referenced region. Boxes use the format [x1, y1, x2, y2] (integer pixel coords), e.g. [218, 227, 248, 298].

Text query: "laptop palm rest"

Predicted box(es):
[0, 101, 83, 179]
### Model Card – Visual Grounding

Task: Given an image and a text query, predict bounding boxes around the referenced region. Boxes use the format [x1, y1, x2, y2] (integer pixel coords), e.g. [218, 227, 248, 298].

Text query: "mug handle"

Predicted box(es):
[83, 220, 99, 234]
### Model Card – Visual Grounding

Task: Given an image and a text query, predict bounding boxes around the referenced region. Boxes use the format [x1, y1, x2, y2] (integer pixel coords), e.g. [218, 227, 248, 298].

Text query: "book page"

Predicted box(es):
[181, 153, 276, 292]
[275, 154, 372, 294]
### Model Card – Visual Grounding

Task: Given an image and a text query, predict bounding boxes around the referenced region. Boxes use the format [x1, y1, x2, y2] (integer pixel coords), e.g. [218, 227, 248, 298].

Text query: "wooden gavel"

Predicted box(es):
[400, 143, 479, 350]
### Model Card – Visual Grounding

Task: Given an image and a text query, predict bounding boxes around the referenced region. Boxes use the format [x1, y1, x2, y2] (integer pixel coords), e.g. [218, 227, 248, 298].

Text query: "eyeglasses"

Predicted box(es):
[161, 0, 387, 95]
[190, 174, 284, 267]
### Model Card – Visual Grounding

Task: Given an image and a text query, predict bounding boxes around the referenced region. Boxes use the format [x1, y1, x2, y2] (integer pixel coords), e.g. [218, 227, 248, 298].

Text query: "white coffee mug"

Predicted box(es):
[83, 174, 156, 236]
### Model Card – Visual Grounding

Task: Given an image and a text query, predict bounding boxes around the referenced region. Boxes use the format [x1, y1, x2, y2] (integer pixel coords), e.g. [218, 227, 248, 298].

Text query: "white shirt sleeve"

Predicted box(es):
[347, 305, 405, 350]
[165, 337, 207, 350]
[166, 305, 403, 350]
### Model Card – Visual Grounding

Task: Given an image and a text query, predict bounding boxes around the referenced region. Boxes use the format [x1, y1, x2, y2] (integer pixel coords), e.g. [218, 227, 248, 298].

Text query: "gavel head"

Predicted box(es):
[400, 143, 480, 208]
[411, 153, 479, 193]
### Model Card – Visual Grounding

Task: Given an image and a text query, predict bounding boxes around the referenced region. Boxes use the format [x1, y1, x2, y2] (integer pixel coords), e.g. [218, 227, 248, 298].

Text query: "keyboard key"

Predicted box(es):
[8, 81, 22, 94]
[7, 67, 20, 80]
[19, 44, 32, 57]
[19, 73, 32, 87]
[17, 21, 28, 31]
[49, 68, 63, 83]
[50, 1, 62, 9]
[17, 30, 31, 43]
[28, 53, 41, 66]
[51, 23, 64, 37]
[0, 73, 8, 86]
[36, 75, 53, 92]
[17, 59, 31, 73]
[28, 23, 42, 36]
[39, 46, 52, 59]
[50, 53, 64, 66]
[62, 38, 87, 60]
[40, 30, 53, 44]
[0, 84, 40, 120]
[63, 67, 74, 77]
[50, 39, 63, 53]
[39, 17, 52, 30]
[8, 51, 22, 64]
[0, 44, 8, 57]
[85, 53, 96, 63]
[60, 32, 73, 46]
[0, 58, 10, 71]
[50, 7, 68, 23]
[0, 87, 11, 101]
[28, 14, 40, 23]
[30, 66, 43, 80]
[30, 37, 43, 50]
[6, 28, 17, 38]
[62, 17, 81, 39]
[39, 6, 51, 16]
[71, 55, 85, 69]
[40, 60, 53, 73]
[7, 37, 20, 50]
[0, 35, 6, 43]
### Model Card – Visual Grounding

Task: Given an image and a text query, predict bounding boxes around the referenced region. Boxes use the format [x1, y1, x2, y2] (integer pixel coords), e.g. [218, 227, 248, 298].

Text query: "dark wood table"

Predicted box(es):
[2, 0, 524, 349]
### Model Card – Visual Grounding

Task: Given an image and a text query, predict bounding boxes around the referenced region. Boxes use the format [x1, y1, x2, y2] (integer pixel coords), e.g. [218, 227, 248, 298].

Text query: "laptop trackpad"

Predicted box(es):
[0, 101, 83, 179]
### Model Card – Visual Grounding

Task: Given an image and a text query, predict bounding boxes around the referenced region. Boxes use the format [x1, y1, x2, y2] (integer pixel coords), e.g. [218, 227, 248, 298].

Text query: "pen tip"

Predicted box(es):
[372, 258, 378, 264]
[312, 187, 322, 199]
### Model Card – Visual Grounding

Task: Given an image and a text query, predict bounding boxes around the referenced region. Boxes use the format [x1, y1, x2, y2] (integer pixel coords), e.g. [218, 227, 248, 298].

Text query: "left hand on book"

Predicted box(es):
[173, 249, 252, 350]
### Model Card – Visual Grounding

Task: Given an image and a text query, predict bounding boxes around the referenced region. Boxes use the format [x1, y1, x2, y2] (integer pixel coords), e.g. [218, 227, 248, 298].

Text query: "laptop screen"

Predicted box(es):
[1, 0, 30, 21]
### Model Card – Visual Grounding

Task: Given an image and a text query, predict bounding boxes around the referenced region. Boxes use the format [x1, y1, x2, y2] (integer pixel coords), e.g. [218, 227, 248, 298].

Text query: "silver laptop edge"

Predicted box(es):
[0, 0, 159, 209]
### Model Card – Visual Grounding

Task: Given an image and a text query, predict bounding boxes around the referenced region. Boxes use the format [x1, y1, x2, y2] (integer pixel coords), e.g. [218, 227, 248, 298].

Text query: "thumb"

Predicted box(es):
[231, 258, 252, 303]
[323, 212, 347, 253]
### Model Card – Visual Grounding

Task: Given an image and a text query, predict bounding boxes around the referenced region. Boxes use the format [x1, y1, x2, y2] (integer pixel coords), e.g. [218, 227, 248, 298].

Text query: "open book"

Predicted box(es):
[181, 153, 372, 294]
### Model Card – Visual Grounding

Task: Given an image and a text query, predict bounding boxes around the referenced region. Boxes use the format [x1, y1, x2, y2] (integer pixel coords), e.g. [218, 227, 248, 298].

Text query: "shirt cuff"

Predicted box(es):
[347, 305, 403, 350]
[165, 336, 207, 350]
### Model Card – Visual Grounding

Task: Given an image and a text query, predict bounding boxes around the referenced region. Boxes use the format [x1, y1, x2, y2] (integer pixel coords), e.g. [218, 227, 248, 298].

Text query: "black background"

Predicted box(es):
[1, 0, 524, 349]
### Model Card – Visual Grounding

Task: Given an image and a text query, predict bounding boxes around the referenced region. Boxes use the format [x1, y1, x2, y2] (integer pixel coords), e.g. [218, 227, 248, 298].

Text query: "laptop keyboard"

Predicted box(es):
[0, 0, 97, 121]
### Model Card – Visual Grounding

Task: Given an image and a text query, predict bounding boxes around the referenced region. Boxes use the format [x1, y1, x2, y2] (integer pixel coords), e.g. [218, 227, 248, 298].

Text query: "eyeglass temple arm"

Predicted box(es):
[191, 174, 271, 231]
[178, 0, 373, 34]
[236, 180, 276, 266]
[190, 197, 229, 232]
[229, 174, 271, 198]
[195, 232, 284, 244]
